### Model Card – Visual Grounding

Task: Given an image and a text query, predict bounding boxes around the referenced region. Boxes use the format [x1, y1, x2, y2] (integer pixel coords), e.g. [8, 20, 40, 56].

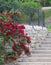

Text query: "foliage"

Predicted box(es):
[38, 0, 51, 6]
[20, 1, 41, 9]
[0, 0, 41, 23]
[0, 0, 41, 12]
[44, 9, 51, 18]
[19, 1, 41, 23]
[0, 0, 21, 12]
[47, 26, 51, 31]
[0, 12, 31, 64]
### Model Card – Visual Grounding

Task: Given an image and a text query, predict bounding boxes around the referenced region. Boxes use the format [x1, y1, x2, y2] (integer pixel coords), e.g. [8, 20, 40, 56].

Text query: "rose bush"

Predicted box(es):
[0, 12, 31, 64]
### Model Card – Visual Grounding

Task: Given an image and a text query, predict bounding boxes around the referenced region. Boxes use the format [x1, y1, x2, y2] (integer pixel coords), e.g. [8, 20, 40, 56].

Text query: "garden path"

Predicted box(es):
[16, 31, 51, 65]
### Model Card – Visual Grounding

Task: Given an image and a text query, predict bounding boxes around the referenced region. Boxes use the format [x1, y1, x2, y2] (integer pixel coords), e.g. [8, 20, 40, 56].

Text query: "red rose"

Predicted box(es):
[6, 36, 10, 39]
[1, 31, 4, 36]
[19, 29, 24, 34]
[0, 28, 2, 32]
[0, 19, 3, 23]
[5, 33, 9, 36]
[19, 44, 25, 49]
[18, 24, 25, 29]
[27, 40, 31, 43]
[5, 23, 11, 29]
[27, 37, 31, 43]
[13, 42, 16, 46]
[12, 45, 17, 51]
[0, 12, 31, 63]
[25, 47, 30, 54]
[14, 20, 18, 27]
[8, 22, 13, 25]
[11, 25, 16, 32]
[1, 23, 5, 27]
[7, 18, 10, 21]
[8, 31, 11, 35]
[9, 56, 16, 60]
[6, 12, 10, 15]
[23, 36, 31, 43]
[18, 50, 23, 56]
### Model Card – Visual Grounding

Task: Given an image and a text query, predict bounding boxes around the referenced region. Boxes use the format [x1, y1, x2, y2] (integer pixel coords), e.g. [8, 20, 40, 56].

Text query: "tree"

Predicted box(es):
[39, 0, 51, 6]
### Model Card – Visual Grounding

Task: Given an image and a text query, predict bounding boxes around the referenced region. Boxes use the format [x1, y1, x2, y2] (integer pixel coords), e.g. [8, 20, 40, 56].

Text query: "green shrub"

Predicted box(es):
[21, 1, 41, 8]
[0, 0, 20, 12]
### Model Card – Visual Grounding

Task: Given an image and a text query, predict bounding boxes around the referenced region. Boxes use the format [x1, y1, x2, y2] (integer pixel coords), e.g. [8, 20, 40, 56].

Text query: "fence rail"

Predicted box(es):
[19, 7, 45, 27]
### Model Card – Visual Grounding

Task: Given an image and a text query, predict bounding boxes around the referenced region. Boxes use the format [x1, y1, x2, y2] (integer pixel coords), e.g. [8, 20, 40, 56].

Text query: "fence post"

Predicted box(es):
[42, 11, 45, 27]
[38, 9, 40, 26]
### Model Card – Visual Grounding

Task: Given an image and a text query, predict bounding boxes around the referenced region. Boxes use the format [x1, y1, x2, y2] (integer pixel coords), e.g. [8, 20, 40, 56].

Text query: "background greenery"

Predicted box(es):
[0, 0, 51, 24]
[44, 9, 51, 18]
[0, 0, 41, 24]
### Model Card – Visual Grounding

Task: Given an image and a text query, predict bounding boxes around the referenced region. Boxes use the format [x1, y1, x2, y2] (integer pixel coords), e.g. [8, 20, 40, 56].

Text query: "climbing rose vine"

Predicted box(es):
[0, 12, 31, 64]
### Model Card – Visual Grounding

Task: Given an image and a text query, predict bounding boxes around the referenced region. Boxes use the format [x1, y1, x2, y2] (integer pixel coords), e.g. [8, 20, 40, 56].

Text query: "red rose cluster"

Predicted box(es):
[0, 12, 31, 64]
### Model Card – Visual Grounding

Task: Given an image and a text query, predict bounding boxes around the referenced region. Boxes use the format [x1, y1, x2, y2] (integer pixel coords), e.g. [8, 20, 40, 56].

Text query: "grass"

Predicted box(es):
[44, 9, 51, 19]
[44, 9, 51, 31]
[47, 26, 51, 31]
